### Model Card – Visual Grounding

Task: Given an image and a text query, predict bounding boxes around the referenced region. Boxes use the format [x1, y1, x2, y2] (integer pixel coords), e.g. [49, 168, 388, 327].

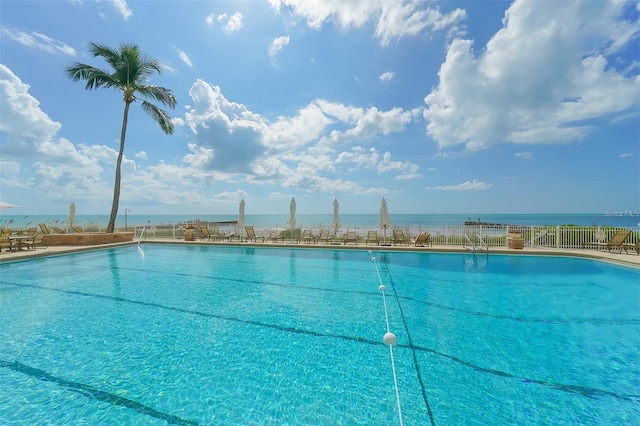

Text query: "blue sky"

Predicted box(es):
[0, 0, 638, 216]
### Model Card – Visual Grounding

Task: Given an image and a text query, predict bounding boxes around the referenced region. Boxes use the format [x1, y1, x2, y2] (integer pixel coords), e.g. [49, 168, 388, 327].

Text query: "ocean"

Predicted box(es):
[1, 212, 639, 230]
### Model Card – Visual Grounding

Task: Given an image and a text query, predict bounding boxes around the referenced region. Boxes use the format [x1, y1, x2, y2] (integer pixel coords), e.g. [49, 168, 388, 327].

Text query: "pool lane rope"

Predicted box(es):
[369, 250, 404, 426]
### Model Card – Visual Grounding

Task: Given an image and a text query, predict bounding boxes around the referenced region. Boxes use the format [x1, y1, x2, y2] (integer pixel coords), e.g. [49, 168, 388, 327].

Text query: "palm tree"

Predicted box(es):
[66, 42, 176, 233]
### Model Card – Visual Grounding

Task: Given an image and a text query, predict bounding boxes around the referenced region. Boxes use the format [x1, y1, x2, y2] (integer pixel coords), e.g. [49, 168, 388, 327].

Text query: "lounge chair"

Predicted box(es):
[39, 223, 50, 234]
[51, 226, 66, 234]
[299, 229, 315, 244]
[70, 225, 84, 233]
[392, 228, 409, 246]
[244, 226, 265, 243]
[198, 224, 213, 241]
[365, 230, 380, 245]
[622, 239, 639, 255]
[343, 231, 358, 245]
[1, 227, 11, 236]
[266, 230, 284, 243]
[583, 229, 631, 253]
[25, 233, 46, 250]
[414, 232, 431, 247]
[0, 235, 14, 252]
[318, 229, 331, 244]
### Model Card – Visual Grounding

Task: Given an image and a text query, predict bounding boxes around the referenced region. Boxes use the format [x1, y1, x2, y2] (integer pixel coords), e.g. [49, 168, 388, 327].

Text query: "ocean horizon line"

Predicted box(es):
[1, 212, 638, 229]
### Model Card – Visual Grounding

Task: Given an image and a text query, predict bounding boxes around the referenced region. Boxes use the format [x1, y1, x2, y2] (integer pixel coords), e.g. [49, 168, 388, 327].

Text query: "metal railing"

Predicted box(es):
[123, 223, 639, 251]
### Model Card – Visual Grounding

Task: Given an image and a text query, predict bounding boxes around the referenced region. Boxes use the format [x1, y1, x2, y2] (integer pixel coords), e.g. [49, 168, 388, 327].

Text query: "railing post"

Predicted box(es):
[556, 226, 560, 249]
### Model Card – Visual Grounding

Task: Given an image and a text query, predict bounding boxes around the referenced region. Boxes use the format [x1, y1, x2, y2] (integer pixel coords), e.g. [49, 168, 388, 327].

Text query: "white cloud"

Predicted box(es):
[428, 179, 492, 191]
[379, 71, 395, 82]
[268, 0, 466, 46]
[108, 0, 132, 20]
[423, 0, 640, 151]
[269, 35, 290, 58]
[619, 153, 635, 158]
[207, 12, 243, 32]
[0, 64, 62, 153]
[176, 49, 193, 68]
[317, 102, 414, 146]
[0, 27, 76, 56]
[182, 79, 421, 194]
[224, 12, 243, 32]
[514, 152, 534, 159]
[375, 2, 467, 46]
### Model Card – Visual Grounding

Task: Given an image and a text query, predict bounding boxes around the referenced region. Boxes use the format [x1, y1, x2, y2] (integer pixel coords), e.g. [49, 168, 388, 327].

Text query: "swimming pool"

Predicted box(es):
[1, 244, 638, 425]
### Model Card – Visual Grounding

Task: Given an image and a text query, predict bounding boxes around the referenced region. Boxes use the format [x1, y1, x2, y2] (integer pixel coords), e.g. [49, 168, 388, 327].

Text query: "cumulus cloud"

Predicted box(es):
[423, 0, 640, 151]
[268, 0, 466, 46]
[0, 27, 76, 56]
[181, 79, 421, 193]
[0, 64, 209, 206]
[428, 179, 492, 191]
[0, 64, 62, 154]
[379, 71, 394, 82]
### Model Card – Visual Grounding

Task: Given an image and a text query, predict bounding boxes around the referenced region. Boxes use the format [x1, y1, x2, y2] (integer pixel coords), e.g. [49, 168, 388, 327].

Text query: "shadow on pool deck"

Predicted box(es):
[1, 238, 639, 268]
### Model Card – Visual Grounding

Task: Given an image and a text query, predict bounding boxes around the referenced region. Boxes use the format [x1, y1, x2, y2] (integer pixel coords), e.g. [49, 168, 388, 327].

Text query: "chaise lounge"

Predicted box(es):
[414, 232, 431, 247]
[244, 226, 265, 243]
[582, 229, 631, 253]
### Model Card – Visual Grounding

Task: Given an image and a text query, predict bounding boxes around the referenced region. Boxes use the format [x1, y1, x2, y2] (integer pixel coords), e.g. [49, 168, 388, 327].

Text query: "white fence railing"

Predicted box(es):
[127, 223, 639, 251]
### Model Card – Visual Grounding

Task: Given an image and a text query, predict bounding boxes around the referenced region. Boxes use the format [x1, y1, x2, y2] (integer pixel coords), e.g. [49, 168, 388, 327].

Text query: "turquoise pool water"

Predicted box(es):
[1, 245, 638, 425]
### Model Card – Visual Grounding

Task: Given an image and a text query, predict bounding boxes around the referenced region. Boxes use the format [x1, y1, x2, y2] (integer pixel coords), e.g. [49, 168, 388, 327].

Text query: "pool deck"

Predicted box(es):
[1, 238, 639, 268]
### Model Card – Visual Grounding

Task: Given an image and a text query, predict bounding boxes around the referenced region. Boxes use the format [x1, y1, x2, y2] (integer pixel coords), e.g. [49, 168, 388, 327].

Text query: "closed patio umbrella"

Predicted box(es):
[288, 197, 296, 240]
[0, 201, 20, 209]
[238, 199, 246, 237]
[67, 202, 76, 230]
[331, 198, 341, 234]
[380, 197, 390, 245]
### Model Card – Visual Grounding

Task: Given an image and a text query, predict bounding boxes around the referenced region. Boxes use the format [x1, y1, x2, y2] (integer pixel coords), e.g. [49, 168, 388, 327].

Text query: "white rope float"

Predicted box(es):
[369, 250, 404, 426]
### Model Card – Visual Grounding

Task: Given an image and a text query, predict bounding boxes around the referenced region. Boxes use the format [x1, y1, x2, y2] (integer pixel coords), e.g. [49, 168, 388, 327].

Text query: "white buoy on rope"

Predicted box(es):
[383, 332, 397, 346]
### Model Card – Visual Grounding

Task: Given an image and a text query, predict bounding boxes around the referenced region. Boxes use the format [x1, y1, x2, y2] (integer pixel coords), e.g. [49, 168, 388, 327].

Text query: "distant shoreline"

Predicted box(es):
[1, 213, 638, 229]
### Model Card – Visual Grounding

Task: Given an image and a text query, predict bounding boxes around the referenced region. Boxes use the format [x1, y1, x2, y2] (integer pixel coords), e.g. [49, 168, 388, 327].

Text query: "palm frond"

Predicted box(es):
[141, 101, 175, 135]
[137, 85, 177, 108]
[88, 42, 123, 69]
[65, 64, 119, 90]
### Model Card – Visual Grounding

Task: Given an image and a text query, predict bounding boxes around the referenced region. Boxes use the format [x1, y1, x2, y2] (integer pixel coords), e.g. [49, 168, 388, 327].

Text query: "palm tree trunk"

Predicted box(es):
[106, 102, 131, 233]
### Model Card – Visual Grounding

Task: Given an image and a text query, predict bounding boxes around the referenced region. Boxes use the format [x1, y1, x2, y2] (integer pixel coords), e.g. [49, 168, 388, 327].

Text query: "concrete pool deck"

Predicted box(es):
[1, 238, 639, 268]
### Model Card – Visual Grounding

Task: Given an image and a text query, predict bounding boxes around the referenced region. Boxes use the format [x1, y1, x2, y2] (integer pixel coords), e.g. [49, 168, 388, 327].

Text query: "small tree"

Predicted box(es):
[66, 42, 176, 233]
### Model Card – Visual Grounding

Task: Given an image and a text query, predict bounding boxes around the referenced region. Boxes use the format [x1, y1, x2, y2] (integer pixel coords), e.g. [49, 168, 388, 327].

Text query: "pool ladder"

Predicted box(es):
[137, 226, 146, 245]
[464, 234, 488, 253]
